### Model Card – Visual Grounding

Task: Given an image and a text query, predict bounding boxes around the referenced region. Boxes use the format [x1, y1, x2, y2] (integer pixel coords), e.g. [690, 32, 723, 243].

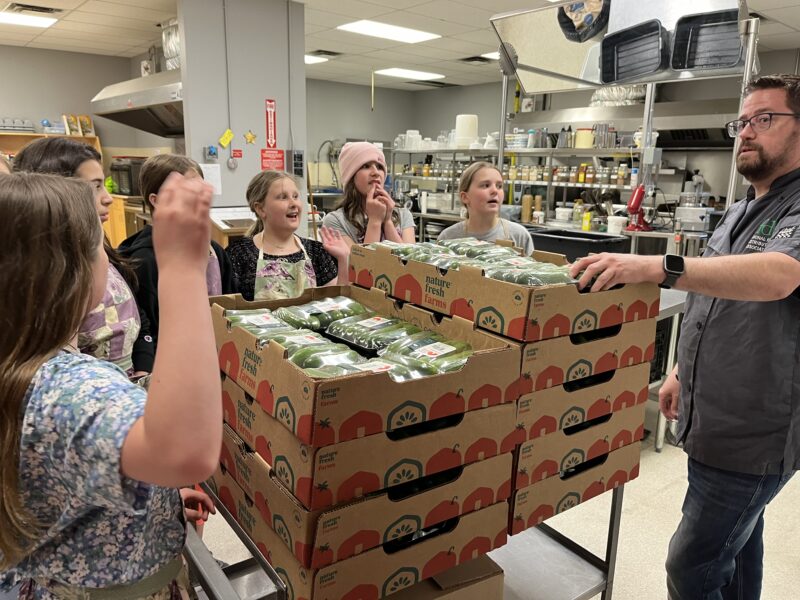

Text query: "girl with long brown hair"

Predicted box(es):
[227, 170, 349, 300]
[0, 171, 220, 596]
[13, 137, 155, 377]
[322, 141, 416, 245]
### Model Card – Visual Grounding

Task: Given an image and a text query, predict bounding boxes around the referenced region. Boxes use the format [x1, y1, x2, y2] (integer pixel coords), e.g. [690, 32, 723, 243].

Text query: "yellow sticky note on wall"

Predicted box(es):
[218, 129, 234, 148]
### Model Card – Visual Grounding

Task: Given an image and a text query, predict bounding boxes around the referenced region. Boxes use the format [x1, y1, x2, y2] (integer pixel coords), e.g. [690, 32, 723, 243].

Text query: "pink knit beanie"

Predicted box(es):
[338, 142, 387, 189]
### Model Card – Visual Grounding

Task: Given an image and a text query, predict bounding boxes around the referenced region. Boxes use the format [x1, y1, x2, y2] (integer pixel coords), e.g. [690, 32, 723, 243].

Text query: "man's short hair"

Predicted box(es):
[744, 74, 800, 115]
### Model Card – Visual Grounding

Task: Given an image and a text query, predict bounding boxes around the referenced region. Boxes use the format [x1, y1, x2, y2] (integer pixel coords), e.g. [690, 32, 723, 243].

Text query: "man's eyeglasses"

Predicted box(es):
[726, 112, 800, 138]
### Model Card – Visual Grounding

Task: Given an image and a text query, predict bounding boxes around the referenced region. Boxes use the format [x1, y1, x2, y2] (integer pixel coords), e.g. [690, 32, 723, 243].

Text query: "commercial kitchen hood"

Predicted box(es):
[516, 98, 740, 148]
[90, 68, 184, 138]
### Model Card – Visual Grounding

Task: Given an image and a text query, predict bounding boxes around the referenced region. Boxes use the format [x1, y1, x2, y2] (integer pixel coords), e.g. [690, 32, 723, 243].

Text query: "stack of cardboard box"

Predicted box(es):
[208, 285, 522, 599]
[348, 244, 659, 538]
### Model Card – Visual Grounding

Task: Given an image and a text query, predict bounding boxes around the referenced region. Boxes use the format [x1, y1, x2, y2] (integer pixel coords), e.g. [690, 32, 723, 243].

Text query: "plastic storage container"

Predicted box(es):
[526, 229, 631, 261]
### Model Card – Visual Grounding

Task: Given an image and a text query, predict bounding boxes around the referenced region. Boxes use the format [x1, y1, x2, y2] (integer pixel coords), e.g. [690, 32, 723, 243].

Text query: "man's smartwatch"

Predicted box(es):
[659, 254, 685, 289]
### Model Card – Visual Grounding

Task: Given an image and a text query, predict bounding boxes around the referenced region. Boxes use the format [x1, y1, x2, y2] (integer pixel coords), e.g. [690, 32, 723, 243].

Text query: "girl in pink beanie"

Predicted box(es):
[322, 141, 416, 245]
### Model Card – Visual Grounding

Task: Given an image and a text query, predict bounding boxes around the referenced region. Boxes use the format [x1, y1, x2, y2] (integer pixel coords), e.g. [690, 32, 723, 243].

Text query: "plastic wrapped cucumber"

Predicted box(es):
[427, 349, 474, 373]
[275, 296, 366, 330]
[436, 238, 495, 254]
[304, 364, 363, 379]
[264, 329, 331, 355]
[366, 321, 422, 349]
[463, 245, 518, 259]
[303, 347, 366, 369]
[383, 331, 445, 356]
[378, 352, 441, 380]
[289, 343, 363, 368]
[326, 314, 407, 350]
[225, 309, 289, 331]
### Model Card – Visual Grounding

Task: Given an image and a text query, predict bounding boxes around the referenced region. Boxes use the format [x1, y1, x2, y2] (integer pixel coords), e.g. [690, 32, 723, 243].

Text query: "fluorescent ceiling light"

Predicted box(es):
[375, 68, 444, 81]
[304, 55, 329, 65]
[481, 51, 500, 60]
[337, 20, 440, 44]
[0, 12, 57, 28]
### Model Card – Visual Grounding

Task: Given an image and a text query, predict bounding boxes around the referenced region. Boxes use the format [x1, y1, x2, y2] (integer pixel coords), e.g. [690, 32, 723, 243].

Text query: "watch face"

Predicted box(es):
[665, 254, 684, 273]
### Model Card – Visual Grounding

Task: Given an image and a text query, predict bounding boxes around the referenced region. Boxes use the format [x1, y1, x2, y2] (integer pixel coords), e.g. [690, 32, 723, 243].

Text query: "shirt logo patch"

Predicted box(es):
[773, 225, 797, 240]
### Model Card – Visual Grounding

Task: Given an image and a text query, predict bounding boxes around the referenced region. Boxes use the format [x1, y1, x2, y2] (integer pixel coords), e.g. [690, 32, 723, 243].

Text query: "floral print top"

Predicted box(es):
[0, 353, 185, 597]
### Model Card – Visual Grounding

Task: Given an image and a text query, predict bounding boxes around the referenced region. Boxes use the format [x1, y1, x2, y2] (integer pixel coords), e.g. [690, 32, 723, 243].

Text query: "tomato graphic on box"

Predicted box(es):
[531, 459, 559, 482]
[543, 313, 570, 339]
[218, 485, 237, 519]
[314, 543, 334, 568]
[612, 429, 634, 450]
[463, 487, 494, 512]
[459, 535, 491, 564]
[255, 380, 275, 414]
[529, 416, 558, 439]
[515, 467, 531, 490]
[422, 549, 457, 581]
[528, 503, 555, 527]
[430, 389, 465, 420]
[468, 383, 503, 411]
[508, 315, 534, 340]
[625, 299, 649, 322]
[500, 424, 526, 453]
[512, 513, 526, 535]
[222, 390, 237, 429]
[254, 490, 272, 528]
[348, 264, 356, 284]
[336, 471, 380, 505]
[620, 345, 643, 367]
[449, 298, 474, 321]
[424, 500, 460, 528]
[356, 269, 374, 289]
[583, 479, 606, 502]
[342, 584, 379, 600]
[339, 410, 383, 442]
[613, 391, 637, 412]
[337, 529, 381, 563]
[588, 397, 612, 421]
[395, 274, 422, 304]
[587, 438, 609, 460]
[219, 443, 237, 479]
[536, 365, 565, 391]
[600, 304, 623, 329]
[506, 372, 533, 401]
[426, 447, 463, 474]
[313, 417, 335, 447]
[218, 341, 240, 380]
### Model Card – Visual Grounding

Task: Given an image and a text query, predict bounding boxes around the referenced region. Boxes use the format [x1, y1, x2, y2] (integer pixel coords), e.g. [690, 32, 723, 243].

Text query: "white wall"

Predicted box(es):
[306, 79, 416, 155]
[0, 45, 140, 147]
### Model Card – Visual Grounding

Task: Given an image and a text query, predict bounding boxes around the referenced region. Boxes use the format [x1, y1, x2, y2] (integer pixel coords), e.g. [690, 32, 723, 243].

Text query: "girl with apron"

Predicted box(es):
[226, 171, 350, 302]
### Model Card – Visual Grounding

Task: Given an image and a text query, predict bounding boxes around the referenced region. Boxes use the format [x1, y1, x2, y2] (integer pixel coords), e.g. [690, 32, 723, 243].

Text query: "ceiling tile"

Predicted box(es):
[15, 0, 84, 9]
[0, 23, 51, 35]
[76, 0, 173, 22]
[760, 7, 800, 29]
[304, 8, 354, 28]
[0, 31, 39, 42]
[362, 0, 429, 8]
[450, 28, 502, 47]
[381, 11, 474, 37]
[305, 23, 326, 35]
[51, 20, 157, 41]
[458, 0, 552, 13]
[400, 43, 467, 61]
[311, 27, 405, 50]
[757, 31, 800, 49]
[302, 0, 391, 19]
[407, 1, 494, 29]
[2, 39, 30, 47]
[28, 35, 130, 51]
[102, 0, 176, 11]
[418, 36, 494, 55]
[304, 34, 379, 54]
[36, 29, 149, 46]
[756, 21, 796, 36]
[62, 11, 163, 33]
[748, 0, 800, 10]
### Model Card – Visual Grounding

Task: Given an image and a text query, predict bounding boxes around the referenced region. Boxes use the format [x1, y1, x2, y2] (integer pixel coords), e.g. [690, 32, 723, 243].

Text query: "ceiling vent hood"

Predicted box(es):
[91, 19, 184, 138]
[519, 97, 739, 148]
[91, 68, 183, 137]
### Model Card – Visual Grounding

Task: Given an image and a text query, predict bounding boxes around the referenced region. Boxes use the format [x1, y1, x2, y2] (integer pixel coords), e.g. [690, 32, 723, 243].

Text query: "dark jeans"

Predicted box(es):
[666, 458, 794, 600]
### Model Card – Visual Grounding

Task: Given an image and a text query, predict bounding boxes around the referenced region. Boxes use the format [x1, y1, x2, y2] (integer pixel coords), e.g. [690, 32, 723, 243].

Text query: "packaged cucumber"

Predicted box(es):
[225, 309, 289, 331]
[366, 321, 422, 349]
[463, 245, 518, 259]
[289, 343, 362, 368]
[326, 314, 411, 350]
[275, 296, 366, 330]
[409, 338, 471, 361]
[427, 349, 474, 373]
[264, 329, 331, 355]
[304, 364, 363, 379]
[383, 330, 445, 356]
[379, 352, 441, 380]
[302, 347, 366, 369]
[436, 238, 495, 254]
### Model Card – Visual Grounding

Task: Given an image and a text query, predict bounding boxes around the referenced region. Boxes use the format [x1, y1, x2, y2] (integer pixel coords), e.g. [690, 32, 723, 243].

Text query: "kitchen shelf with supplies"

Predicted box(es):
[0, 132, 102, 157]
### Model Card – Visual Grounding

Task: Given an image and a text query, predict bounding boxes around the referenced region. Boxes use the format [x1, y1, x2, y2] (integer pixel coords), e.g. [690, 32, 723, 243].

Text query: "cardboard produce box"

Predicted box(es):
[208, 465, 508, 600]
[220, 423, 513, 569]
[348, 243, 660, 342]
[509, 442, 641, 535]
[513, 404, 645, 490]
[390, 555, 503, 600]
[212, 286, 521, 448]
[516, 362, 651, 441]
[222, 375, 517, 511]
[506, 317, 657, 396]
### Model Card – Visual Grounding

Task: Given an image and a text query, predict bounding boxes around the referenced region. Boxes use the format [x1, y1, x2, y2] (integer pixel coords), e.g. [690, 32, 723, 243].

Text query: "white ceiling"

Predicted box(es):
[1, 0, 800, 90]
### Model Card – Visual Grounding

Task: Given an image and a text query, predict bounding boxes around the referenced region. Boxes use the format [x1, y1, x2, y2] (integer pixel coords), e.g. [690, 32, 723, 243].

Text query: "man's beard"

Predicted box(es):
[737, 130, 800, 180]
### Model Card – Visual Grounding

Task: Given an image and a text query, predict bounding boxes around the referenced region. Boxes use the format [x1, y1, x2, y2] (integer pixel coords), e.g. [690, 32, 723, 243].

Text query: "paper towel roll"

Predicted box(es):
[455, 115, 478, 147]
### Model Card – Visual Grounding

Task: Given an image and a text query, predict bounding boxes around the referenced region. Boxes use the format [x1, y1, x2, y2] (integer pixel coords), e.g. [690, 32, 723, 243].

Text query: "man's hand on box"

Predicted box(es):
[569, 253, 663, 292]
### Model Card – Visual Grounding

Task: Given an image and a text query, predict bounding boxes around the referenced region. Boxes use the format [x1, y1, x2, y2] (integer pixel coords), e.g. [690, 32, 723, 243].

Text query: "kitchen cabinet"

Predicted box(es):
[103, 195, 128, 247]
